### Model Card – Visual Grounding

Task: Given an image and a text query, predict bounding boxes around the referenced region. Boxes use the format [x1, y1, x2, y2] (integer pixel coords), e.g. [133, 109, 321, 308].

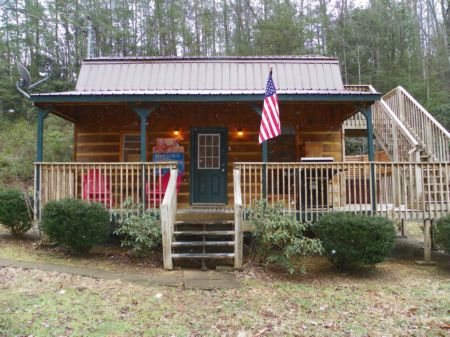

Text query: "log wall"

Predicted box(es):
[61, 102, 356, 207]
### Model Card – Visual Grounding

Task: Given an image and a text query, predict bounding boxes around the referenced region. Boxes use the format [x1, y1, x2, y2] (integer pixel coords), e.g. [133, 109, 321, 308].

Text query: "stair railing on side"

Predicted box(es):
[373, 99, 421, 162]
[384, 86, 450, 162]
[233, 169, 243, 269]
[161, 168, 178, 270]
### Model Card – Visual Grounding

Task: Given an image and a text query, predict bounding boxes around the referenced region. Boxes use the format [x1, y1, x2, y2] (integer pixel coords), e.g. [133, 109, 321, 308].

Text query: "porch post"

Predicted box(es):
[251, 104, 267, 199]
[132, 106, 158, 208]
[37, 108, 50, 162]
[36, 107, 50, 219]
[132, 107, 151, 162]
[362, 105, 377, 214]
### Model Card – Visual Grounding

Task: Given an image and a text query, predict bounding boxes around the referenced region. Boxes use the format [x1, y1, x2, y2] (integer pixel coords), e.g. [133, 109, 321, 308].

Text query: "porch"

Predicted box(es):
[33, 160, 450, 269]
[34, 161, 450, 222]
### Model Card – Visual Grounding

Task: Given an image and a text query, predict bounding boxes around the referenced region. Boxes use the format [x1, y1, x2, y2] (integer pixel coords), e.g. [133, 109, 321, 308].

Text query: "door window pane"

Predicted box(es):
[198, 134, 220, 169]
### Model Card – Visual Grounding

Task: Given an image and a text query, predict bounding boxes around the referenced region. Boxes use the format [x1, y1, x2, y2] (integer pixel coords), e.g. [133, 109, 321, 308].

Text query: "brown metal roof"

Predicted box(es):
[75, 56, 346, 94]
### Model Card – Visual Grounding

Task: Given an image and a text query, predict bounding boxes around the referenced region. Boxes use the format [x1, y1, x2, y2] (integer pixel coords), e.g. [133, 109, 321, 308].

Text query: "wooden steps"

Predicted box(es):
[172, 241, 235, 247]
[172, 253, 234, 259]
[170, 209, 237, 268]
[173, 230, 235, 236]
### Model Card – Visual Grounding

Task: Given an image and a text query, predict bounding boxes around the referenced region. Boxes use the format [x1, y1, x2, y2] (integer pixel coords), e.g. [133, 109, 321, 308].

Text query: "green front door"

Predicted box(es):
[191, 128, 228, 204]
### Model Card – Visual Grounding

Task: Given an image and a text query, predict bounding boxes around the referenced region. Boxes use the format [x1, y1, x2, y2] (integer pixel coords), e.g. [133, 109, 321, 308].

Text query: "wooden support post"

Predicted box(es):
[37, 108, 50, 162]
[233, 169, 243, 269]
[161, 203, 173, 269]
[392, 127, 399, 162]
[416, 219, 436, 266]
[251, 104, 267, 198]
[362, 106, 377, 214]
[161, 168, 178, 270]
[424, 219, 432, 262]
[132, 105, 158, 208]
[35, 107, 50, 220]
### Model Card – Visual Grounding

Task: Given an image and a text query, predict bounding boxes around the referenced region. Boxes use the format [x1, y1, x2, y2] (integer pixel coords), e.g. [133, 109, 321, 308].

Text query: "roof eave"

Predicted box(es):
[31, 93, 381, 105]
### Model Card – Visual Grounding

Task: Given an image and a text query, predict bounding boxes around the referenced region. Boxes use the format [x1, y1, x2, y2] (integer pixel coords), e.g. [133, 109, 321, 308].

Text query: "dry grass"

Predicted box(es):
[0, 228, 449, 337]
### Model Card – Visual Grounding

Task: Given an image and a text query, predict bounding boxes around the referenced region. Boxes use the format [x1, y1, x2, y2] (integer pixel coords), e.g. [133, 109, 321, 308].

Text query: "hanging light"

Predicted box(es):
[237, 127, 244, 137]
[173, 127, 180, 136]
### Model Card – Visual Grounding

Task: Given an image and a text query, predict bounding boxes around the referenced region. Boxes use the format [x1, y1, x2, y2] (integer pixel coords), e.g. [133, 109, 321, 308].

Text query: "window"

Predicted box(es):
[123, 134, 141, 161]
[198, 134, 220, 169]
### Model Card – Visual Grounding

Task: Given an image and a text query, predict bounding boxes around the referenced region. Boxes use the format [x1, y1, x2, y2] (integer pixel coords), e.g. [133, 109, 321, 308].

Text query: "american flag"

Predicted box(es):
[258, 70, 280, 144]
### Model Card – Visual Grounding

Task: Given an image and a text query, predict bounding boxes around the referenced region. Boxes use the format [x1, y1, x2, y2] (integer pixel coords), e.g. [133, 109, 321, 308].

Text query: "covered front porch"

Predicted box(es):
[30, 56, 450, 270]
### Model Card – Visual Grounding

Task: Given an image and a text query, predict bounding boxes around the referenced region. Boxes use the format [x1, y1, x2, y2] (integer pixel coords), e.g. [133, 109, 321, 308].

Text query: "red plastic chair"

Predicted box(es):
[147, 172, 182, 207]
[83, 169, 112, 207]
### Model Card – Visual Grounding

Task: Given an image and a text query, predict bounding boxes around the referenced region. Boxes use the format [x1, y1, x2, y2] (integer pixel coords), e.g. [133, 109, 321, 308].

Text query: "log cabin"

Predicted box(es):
[30, 56, 450, 269]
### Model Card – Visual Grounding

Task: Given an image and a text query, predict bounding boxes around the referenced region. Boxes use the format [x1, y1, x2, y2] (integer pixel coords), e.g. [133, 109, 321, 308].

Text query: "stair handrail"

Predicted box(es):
[386, 86, 450, 139]
[384, 86, 450, 161]
[378, 99, 420, 147]
[161, 168, 178, 270]
[372, 99, 421, 161]
[233, 168, 243, 269]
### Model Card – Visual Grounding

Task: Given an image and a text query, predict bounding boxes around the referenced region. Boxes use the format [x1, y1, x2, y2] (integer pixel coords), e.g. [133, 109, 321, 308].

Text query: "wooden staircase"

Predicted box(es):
[344, 86, 450, 163]
[170, 210, 236, 268]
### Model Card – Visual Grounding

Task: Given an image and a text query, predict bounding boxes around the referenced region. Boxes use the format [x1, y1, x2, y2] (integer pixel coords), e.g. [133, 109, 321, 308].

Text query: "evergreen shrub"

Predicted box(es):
[41, 198, 110, 254]
[433, 215, 450, 254]
[314, 213, 396, 269]
[249, 199, 323, 274]
[114, 199, 161, 256]
[0, 188, 32, 237]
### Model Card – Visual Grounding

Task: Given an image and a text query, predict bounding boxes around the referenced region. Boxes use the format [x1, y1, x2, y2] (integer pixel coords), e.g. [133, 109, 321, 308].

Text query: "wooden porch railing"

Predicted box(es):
[161, 168, 178, 270]
[384, 86, 450, 162]
[233, 169, 243, 269]
[34, 162, 178, 219]
[234, 162, 450, 222]
[343, 112, 366, 129]
[343, 98, 420, 162]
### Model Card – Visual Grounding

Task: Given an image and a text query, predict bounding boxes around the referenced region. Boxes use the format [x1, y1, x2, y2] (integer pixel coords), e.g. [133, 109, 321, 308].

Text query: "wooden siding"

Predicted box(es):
[62, 102, 356, 207]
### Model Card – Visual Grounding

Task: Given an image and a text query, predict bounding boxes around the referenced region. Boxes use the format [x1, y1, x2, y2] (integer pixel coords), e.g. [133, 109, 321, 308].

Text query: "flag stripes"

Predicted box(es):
[258, 71, 281, 144]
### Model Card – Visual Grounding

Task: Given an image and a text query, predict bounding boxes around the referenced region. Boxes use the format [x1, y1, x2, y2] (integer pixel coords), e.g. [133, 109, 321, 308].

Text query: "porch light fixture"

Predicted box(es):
[237, 127, 244, 137]
[173, 127, 180, 136]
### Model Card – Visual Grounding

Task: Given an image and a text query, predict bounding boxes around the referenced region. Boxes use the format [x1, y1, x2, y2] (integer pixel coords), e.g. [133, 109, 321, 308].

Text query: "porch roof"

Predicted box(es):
[31, 56, 380, 104]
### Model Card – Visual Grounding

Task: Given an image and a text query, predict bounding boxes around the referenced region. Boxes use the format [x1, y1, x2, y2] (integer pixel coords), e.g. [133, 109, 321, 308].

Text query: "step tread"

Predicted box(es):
[175, 220, 234, 225]
[172, 241, 235, 247]
[172, 253, 235, 259]
[173, 230, 235, 235]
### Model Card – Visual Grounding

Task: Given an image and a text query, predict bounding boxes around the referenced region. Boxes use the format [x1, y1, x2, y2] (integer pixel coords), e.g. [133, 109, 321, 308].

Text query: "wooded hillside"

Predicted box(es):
[0, 0, 449, 183]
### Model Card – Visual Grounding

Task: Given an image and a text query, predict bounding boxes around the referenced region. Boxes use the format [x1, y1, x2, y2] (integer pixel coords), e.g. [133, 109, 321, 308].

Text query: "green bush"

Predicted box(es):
[0, 188, 32, 237]
[314, 213, 396, 269]
[114, 199, 161, 257]
[41, 198, 110, 254]
[249, 199, 323, 274]
[433, 215, 450, 254]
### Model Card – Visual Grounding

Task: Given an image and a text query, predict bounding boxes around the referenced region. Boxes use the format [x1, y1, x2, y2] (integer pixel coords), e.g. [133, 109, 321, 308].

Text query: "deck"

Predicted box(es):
[34, 161, 450, 222]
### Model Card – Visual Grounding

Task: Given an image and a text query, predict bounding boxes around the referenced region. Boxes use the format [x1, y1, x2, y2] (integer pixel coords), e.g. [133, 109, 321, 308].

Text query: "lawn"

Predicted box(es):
[0, 229, 449, 337]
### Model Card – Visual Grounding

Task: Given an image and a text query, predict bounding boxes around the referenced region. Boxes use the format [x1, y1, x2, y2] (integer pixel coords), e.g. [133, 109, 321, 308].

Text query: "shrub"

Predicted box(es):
[41, 198, 110, 254]
[248, 199, 323, 274]
[314, 213, 396, 269]
[433, 215, 450, 254]
[114, 199, 161, 257]
[0, 188, 32, 237]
